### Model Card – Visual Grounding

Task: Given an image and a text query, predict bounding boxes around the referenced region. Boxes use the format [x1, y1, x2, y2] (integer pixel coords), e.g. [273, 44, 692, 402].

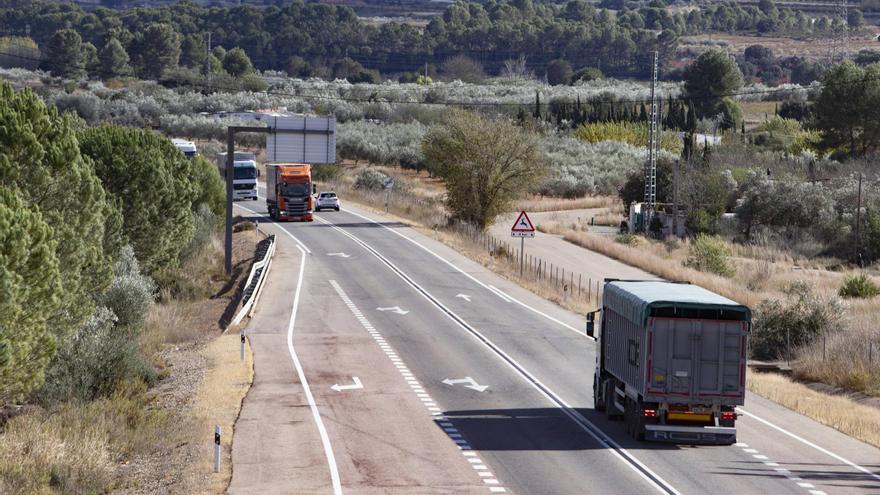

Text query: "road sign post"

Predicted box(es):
[510, 211, 535, 277]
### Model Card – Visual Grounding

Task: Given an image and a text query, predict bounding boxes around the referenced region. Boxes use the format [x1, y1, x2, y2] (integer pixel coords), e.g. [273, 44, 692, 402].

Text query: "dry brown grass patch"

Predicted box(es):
[747, 371, 880, 449]
[514, 195, 616, 213]
[185, 331, 254, 494]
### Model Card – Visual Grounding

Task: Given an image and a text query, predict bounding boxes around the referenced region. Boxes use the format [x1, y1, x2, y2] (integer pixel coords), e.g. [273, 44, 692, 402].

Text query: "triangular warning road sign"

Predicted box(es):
[511, 211, 535, 232]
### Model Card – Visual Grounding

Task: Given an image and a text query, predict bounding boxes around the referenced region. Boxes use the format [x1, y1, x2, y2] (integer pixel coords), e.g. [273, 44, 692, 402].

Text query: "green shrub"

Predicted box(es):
[750, 281, 844, 360]
[685, 234, 735, 277]
[312, 163, 342, 182]
[615, 233, 641, 246]
[40, 307, 156, 403]
[100, 245, 156, 328]
[181, 204, 217, 261]
[573, 121, 682, 155]
[354, 168, 388, 191]
[838, 274, 880, 298]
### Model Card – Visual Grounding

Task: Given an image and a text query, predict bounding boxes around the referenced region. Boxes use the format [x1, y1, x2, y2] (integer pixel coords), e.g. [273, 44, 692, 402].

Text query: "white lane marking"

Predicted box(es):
[316, 215, 681, 495]
[487, 285, 512, 303]
[456, 293, 473, 302]
[376, 306, 410, 315]
[233, 202, 312, 254]
[330, 376, 364, 392]
[442, 376, 489, 392]
[327, 252, 351, 258]
[283, 245, 342, 494]
[329, 280, 507, 494]
[737, 407, 880, 482]
[740, 441, 831, 495]
[337, 206, 880, 485]
[337, 208, 585, 337]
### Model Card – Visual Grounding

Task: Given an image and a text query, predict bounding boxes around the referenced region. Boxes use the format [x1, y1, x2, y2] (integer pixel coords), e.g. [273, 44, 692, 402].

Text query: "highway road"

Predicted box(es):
[230, 195, 880, 495]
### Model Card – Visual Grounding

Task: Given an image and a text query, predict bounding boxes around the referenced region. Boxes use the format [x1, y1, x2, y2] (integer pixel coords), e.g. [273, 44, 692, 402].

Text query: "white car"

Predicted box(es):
[315, 191, 340, 212]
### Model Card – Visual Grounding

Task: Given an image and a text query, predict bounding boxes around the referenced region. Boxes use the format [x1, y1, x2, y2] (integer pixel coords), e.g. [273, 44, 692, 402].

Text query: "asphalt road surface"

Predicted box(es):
[229, 195, 880, 495]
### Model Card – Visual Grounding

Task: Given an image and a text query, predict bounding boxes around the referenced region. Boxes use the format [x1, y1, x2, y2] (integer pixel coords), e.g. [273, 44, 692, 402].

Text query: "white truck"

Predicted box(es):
[172, 139, 197, 159]
[218, 151, 259, 201]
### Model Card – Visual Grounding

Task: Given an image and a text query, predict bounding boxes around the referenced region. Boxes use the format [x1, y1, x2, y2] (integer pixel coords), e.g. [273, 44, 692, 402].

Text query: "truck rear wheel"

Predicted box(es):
[593, 376, 605, 412]
[604, 380, 622, 421]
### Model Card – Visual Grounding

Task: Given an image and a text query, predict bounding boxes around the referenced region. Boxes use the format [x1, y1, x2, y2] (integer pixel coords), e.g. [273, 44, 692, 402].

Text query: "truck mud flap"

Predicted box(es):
[644, 425, 736, 445]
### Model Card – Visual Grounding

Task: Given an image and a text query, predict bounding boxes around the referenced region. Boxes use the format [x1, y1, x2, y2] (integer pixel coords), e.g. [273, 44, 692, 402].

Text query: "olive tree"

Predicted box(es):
[422, 110, 545, 229]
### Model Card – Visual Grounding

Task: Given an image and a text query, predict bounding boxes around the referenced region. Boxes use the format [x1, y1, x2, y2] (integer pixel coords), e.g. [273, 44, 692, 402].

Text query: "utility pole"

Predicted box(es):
[855, 172, 863, 265]
[643, 50, 659, 232]
[424, 62, 428, 82]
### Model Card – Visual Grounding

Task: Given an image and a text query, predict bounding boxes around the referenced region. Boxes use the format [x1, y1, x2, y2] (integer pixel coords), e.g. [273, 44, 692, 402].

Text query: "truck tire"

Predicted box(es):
[605, 380, 622, 421]
[593, 376, 605, 412]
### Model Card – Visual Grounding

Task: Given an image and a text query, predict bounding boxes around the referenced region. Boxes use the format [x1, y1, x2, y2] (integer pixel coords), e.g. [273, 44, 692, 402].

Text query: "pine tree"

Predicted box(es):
[0, 186, 62, 405]
[45, 29, 85, 79]
[99, 38, 131, 79]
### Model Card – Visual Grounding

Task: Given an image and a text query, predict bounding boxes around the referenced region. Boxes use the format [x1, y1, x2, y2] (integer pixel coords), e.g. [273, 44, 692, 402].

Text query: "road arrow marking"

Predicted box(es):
[377, 306, 409, 315]
[331, 376, 363, 392]
[456, 294, 472, 302]
[442, 376, 488, 392]
[327, 252, 351, 258]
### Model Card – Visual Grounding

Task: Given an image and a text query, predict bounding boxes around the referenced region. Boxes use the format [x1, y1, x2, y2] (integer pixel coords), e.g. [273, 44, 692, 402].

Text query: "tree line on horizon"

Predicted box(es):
[0, 0, 865, 83]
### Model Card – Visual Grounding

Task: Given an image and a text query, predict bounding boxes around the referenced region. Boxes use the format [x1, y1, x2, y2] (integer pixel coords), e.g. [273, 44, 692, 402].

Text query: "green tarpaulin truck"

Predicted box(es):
[588, 279, 751, 445]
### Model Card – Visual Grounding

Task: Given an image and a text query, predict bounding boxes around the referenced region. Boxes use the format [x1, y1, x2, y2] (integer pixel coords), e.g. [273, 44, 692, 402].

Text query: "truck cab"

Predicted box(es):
[233, 160, 258, 201]
[217, 151, 259, 201]
[265, 163, 314, 221]
[588, 280, 750, 445]
[172, 139, 197, 159]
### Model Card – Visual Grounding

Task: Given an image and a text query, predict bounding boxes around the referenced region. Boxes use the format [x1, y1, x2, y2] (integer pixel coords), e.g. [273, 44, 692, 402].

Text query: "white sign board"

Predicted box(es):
[510, 210, 536, 238]
[383, 177, 394, 189]
[265, 115, 336, 164]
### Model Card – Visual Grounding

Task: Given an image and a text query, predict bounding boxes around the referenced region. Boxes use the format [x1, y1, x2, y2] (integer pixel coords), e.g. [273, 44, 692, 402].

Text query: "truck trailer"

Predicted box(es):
[265, 163, 314, 221]
[588, 279, 751, 445]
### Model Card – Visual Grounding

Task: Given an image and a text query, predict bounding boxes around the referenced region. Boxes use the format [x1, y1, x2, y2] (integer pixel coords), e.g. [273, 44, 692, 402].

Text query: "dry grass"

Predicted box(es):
[0, 228, 261, 494]
[561, 230, 765, 309]
[681, 30, 880, 61]
[0, 382, 171, 495]
[795, 313, 880, 396]
[514, 195, 616, 213]
[747, 371, 880, 449]
[185, 331, 254, 494]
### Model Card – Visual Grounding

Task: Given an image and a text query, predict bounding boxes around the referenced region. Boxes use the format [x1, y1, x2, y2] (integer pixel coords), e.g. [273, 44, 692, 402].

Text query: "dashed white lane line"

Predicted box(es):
[329, 279, 508, 494]
[734, 444, 827, 495]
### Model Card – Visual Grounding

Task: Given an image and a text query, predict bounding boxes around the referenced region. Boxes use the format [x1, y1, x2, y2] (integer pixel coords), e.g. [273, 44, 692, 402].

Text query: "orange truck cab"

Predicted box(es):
[265, 163, 315, 221]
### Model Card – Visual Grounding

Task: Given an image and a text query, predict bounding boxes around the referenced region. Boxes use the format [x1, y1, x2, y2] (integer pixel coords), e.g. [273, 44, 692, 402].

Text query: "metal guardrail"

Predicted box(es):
[231, 234, 277, 326]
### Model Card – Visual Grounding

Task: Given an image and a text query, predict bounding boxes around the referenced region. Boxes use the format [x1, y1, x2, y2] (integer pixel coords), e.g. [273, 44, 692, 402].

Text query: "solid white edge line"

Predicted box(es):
[285, 244, 343, 494]
[340, 207, 592, 340]
[340, 205, 880, 482]
[236, 201, 312, 254]
[737, 407, 880, 482]
[314, 215, 680, 495]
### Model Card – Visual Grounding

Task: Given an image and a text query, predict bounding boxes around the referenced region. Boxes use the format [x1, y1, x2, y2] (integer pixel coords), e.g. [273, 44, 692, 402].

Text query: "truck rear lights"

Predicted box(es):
[721, 411, 737, 421]
[642, 409, 657, 417]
